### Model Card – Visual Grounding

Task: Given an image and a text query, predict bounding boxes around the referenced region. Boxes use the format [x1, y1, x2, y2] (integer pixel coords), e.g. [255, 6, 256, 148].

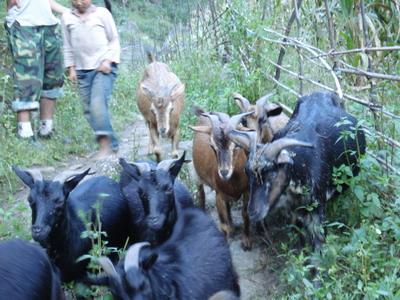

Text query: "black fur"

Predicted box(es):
[246, 91, 366, 250]
[0, 239, 63, 300]
[12, 168, 131, 283]
[119, 154, 193, 245]
[101, 208, 240, 300]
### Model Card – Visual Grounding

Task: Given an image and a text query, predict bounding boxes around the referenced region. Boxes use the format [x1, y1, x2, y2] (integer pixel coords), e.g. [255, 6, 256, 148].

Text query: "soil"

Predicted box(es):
[15, 113, 281, 300]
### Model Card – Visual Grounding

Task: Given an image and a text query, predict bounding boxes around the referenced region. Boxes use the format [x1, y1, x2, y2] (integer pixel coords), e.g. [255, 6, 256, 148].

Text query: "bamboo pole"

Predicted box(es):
[294, 0, 303, 94]
[274, 0, 303, 81]
[336, 68, 400, 81]
[310, 46, 400, 59]
[262, 28, 343, 98]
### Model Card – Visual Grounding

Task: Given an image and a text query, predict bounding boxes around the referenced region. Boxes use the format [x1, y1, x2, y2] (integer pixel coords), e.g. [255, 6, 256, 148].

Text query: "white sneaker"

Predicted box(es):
[18, 122, 34, 138]
[39, 119, 53, 137]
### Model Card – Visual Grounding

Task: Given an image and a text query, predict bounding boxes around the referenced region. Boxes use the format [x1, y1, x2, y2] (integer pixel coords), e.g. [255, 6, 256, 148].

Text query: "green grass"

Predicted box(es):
[0, 0, 399, 299]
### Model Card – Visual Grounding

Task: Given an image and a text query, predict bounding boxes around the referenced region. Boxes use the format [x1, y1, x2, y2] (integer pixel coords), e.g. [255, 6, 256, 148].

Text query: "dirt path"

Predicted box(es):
[14, 113, 277, 299]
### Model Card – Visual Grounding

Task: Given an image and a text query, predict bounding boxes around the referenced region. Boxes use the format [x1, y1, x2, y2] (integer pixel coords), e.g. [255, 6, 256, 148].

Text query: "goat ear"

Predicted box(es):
[168, 151, 186, 178]
[12, 166, 35, 188]
[140, 252, 158, 270]
[119, 158, 141, 180]
[63, 168, 91, 196]
[265, 103, 283, 117]
[189, 125, 211, 134]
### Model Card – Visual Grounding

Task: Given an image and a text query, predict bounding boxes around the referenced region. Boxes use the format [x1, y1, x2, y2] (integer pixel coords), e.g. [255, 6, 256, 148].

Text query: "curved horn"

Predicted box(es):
[53, 170, 87, 184]
[131, 162, 152, 174]
[201, 113, 221, 129]
[98, 257, 118, 278]
[261, 138, 313, 161]
[124, 242, 151, 272]
[256, 92, 276, 116]
[229, 111, 255, 130]
[210, 112, 230, 123]
[228, 129, 258, 153]
[233, 92, 251, 112]
[256, 92, 276, 105]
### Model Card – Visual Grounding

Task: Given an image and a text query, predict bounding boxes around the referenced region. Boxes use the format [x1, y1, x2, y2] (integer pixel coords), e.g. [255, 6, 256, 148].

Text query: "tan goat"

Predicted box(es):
[136, 53, 185, 162]
[190, 108, 252, 250]
[233, 92, 289, 143]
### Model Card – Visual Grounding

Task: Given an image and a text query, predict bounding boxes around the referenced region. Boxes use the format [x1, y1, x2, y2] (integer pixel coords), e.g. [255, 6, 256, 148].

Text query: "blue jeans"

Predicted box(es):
[76, 64, 118, 151]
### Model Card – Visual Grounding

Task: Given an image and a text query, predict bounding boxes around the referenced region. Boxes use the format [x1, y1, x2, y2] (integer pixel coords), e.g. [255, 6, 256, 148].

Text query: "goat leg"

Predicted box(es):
[216, 192, 233, 238]
[197, 183, 206, 210]
[171, 128, 180, 158]
[241, 192, 252, 251]
[149, 123, 161, 162]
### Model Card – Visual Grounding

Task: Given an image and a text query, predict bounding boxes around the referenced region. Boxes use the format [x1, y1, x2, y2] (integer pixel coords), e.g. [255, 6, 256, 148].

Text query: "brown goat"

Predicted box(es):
[190, 108, 251, 250]
[136, 53, 185, 162]
[233, 92, 289, 143]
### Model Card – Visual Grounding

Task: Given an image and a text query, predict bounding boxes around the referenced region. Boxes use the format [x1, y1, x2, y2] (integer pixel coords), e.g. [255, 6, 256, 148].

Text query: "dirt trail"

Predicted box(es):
[15, 113, 277, 299]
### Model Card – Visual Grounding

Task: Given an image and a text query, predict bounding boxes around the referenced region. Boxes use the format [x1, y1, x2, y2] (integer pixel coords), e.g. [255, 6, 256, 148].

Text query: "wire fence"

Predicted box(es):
[145, 0, 400, 175]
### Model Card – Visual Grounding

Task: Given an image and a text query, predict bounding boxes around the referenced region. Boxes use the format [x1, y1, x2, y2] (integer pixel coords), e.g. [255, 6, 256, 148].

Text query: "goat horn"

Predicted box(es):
[131, 162, 152, 174]
[229, 111, 255, 130]
[201, 113, 221, 129]
[233, 92, 250, 112]
[228, 129, 257, 153]
[124, 242, 151, 272]
[261, 138, 313, 161]
[25, 168, 43, 182]
[210, 112, 230, 123]
[53, 170, 87, 184]
[98, 257, 118, 278]
[256, 92, 276, 115]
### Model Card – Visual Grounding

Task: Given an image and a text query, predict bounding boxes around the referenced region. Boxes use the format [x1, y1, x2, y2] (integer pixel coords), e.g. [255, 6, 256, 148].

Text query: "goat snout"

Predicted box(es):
[218, 168, 233, 181]
[32, 225, 51, 242]
[159, 127, 168, 137]
[147, 216, 165, 230]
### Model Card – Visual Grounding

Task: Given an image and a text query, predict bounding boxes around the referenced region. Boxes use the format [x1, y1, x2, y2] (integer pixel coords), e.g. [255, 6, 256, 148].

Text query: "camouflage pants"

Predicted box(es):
[5, 22, 64, 112]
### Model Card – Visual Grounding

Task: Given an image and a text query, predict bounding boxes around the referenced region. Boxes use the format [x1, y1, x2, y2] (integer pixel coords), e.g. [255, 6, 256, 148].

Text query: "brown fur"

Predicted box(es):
[190, 111, 252, 250]
[233, 93, 289, 143]
[136, 55, 184, 161]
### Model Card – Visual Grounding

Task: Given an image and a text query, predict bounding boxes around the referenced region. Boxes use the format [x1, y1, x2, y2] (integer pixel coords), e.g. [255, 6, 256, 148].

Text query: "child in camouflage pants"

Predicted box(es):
[5, 0, 67, 139]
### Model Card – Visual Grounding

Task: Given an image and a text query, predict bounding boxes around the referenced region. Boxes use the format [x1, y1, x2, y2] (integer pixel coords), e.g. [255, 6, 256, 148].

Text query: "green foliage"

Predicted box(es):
[0, 0, 399, 299]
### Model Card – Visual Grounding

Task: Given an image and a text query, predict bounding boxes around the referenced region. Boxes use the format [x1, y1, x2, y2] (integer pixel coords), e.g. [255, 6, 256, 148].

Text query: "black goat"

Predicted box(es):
[12, 167, 130, 283]
[97, 207, 240, 300]
[0, 238, 63, 300]
[119, 151, 193, 245]
[229, 91, 366, 251]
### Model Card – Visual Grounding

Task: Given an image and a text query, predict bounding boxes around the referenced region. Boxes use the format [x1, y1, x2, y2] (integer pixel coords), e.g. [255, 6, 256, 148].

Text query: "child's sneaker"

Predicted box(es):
[38, 119, 53, 138]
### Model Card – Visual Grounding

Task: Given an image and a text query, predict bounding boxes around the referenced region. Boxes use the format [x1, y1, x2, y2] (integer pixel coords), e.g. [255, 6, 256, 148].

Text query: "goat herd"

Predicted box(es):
[0, 54, 366, 300]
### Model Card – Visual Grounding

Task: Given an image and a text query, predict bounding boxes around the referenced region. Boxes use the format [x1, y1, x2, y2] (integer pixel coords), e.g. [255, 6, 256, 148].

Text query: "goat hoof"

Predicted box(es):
[220, 224, 233, 238]
[240, 236, 252, 251]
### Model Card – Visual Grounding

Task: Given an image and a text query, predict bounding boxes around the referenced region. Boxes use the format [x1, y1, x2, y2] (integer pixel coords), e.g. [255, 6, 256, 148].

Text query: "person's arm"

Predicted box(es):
[61, 14, 77, 81]
[6, 0, 20, 10]
[97, 9, 120, 73]
[48, 0, 68, 14]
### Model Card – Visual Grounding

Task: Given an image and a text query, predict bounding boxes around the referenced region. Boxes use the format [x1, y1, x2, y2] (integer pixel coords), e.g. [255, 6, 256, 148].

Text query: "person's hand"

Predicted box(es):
[68, 67, 77, 83]
[97, 60, 112, 74]
[7, 0, 20, 10]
